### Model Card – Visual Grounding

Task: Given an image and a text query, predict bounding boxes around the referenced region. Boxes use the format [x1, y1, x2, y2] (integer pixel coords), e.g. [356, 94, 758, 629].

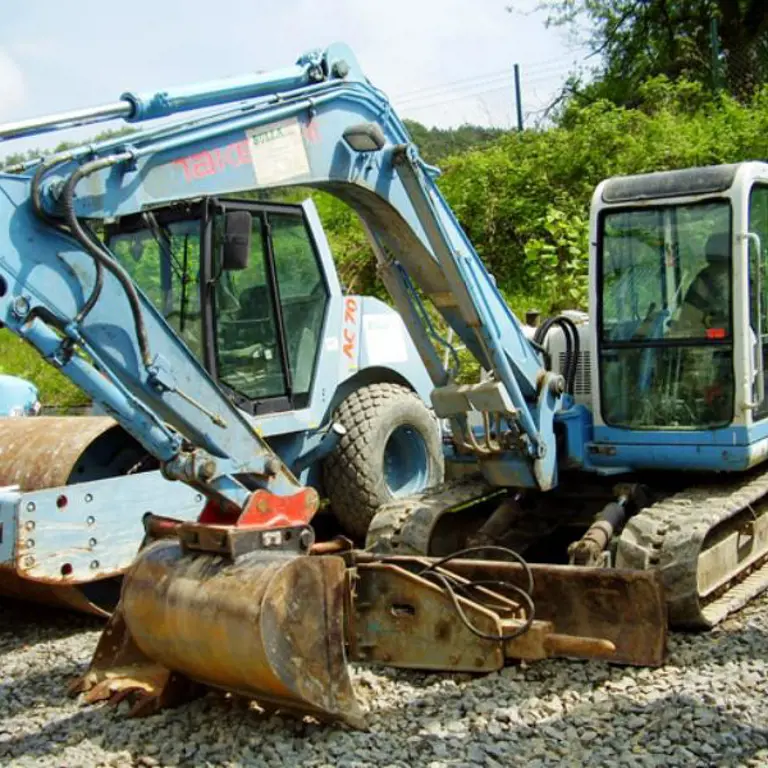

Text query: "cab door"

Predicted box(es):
[203, 199, 330, 416]
[748, 184, 768, 421]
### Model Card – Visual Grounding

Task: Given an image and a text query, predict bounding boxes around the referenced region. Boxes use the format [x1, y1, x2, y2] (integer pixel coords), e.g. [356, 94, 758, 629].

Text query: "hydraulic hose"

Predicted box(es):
[534, 316, 580, 395]
[31, 154, 105, 323]
[60, 153, 153, 368]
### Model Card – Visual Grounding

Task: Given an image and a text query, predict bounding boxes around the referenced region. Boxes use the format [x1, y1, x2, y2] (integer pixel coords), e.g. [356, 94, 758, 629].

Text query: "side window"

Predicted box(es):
[749, 185, 768, 419]
[270, 214, 328, 396]
[111, 220, 203, 360]
[214, 216, 284, 400]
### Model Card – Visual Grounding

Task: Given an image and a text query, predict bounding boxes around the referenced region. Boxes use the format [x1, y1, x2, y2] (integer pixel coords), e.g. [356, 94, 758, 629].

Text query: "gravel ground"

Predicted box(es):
[2, 593, 768, 767]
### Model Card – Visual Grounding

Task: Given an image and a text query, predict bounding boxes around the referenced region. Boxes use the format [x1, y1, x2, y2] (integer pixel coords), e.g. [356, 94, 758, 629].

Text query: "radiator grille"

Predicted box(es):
[558, 350, 591, 396]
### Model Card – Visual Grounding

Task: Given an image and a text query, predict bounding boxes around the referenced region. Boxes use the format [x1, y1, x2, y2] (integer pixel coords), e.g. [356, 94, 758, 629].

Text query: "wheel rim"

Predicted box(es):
[383, 424, 430, 496]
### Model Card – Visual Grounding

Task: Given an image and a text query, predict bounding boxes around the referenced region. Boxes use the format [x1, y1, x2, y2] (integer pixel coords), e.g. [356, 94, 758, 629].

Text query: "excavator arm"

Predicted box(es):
[0, 43, 664, 727]
[2, 42, 563, 494]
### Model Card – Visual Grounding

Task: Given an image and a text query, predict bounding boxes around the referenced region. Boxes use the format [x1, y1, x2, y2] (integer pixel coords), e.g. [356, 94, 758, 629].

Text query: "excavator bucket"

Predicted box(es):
[72, 537, 365, 727]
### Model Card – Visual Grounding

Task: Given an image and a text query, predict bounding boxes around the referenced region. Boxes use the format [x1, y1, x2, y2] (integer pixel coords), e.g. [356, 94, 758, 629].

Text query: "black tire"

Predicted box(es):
[323, 382, 444, 541]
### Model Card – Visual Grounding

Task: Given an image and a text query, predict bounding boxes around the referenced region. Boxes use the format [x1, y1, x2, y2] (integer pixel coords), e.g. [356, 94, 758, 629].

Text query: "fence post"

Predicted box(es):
[710, 17, 723, 94]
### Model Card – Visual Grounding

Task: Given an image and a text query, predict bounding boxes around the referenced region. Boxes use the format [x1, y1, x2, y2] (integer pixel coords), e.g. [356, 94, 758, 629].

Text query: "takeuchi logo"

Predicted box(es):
[173, 138, 251, 182]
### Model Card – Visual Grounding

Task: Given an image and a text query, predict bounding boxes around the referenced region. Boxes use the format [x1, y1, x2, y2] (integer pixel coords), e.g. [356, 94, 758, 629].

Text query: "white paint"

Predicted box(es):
[363, 314, 408, 365]
[246, 118, 310, 187]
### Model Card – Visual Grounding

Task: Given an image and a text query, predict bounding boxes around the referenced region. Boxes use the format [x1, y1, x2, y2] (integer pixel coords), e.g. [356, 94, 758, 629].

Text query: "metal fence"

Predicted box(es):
[713, 26, 768, 100]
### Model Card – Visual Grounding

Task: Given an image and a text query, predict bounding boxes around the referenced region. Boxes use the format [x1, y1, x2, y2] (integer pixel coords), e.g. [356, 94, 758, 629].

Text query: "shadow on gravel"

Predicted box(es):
[524, 692, 768, 767]
[0, 663, 88, 719]
[0, 597, 102, 654]
[1, 686, 767, 767]
[2, 605, 768, 766]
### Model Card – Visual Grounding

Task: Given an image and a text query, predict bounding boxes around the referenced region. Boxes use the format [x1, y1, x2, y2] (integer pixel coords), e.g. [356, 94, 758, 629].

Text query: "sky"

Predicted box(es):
[0, 0, 590, 156]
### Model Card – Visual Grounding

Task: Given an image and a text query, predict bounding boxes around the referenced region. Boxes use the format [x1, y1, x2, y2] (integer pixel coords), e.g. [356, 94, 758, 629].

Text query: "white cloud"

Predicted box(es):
[0, 49, 26, 120]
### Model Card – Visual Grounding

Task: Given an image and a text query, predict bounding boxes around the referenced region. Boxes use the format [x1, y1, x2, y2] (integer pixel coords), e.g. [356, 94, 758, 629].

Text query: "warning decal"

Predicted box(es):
[245, 118, 311, 186]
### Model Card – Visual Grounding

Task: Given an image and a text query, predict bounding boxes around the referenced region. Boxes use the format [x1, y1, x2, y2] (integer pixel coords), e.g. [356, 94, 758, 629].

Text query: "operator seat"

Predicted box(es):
[676, 232, 730, 334]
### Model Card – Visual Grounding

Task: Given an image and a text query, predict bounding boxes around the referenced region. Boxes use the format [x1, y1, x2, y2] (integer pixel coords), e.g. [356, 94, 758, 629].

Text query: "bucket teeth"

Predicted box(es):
[71, 543, 366, 728]
[69, 609, 203, 716]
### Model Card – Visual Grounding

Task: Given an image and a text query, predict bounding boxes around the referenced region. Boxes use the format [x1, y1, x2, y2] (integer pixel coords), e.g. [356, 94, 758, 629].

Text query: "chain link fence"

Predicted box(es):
[714, 27, 768, 101]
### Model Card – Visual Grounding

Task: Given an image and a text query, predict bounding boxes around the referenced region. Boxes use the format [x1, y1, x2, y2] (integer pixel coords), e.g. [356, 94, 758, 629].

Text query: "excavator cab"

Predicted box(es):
[106, 198, 330, 415]
[590, 162, 768, 468]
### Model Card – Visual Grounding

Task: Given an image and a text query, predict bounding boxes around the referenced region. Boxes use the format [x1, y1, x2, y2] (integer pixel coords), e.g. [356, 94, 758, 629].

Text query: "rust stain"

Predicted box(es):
[0, 416, 117, 490]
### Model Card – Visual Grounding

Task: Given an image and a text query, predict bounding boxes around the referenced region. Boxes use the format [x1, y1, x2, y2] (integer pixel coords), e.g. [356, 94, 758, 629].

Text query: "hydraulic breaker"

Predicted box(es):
[72, 514, 667, 728]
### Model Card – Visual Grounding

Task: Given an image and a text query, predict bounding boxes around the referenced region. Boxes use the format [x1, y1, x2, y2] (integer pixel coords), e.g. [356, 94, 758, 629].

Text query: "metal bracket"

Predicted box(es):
[178, 522, 314, 559]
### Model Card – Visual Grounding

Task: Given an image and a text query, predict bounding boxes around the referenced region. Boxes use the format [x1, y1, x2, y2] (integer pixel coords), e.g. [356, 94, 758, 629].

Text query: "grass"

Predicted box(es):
[0, 329, 88, 408]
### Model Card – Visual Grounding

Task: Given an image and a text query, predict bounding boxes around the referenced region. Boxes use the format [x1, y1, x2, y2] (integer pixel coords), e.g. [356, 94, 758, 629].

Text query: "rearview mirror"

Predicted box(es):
[222, 211, 252, 271]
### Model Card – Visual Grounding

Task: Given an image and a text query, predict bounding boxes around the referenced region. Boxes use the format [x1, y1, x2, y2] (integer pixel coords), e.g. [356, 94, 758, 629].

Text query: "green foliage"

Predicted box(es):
[402, 120, 504, 164]
[0, 330, 87, 408]
[1, 126, 137, 169]
[527, 0, 768, 107]
[523, 207, 588, 311]
[430, 78, 768, 315]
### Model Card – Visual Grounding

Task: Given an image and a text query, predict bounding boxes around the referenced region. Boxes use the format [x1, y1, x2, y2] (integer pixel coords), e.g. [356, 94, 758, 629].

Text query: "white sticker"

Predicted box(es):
[246, 118, 310, 186]
[324, 336, 339, 352]
[363, 315, 409, 366]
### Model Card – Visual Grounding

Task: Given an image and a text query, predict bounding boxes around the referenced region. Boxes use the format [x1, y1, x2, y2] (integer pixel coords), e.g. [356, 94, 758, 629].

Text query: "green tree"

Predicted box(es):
[523, 0, 768, 106]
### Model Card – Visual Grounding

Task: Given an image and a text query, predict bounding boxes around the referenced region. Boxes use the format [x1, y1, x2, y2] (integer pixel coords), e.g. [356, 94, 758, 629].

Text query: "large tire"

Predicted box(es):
[323, 383, 444, 541]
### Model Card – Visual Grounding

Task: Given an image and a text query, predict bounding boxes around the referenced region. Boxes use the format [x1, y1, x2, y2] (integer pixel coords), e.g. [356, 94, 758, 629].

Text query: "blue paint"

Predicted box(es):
[0, 375, 40, 417]
[0, 471, 204, 578]
[384, 425, 430, 496]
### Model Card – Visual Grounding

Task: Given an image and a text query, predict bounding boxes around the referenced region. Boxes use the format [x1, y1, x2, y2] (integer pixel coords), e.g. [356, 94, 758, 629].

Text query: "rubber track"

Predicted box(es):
[616, 466, 768, 629]
[365, 480, 498, 554]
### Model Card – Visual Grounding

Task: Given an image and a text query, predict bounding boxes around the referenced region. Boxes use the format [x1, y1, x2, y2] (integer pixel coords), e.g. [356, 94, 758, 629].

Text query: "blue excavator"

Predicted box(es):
[0, 43, 764, 726]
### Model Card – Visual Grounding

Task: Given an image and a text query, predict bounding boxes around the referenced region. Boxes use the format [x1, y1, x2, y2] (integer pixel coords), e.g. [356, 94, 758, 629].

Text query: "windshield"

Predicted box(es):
[599, 201, 734, 430]
[601, 202, 731, 342]
[110, 216, 203, 359]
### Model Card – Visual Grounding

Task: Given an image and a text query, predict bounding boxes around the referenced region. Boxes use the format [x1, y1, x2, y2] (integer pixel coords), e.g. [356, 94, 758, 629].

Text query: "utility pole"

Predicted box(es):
[513, 64, 524, 131]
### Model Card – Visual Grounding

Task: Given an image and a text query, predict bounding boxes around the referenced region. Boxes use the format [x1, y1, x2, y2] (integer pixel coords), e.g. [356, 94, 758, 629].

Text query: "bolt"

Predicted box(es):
[299, 529, 314, 550]
[26, 502, 35, 513]
[549, 375, 566, 395]
[264, 457, 281, 477]
[90, 560, 100, 570]
[84, 493, 93, 503]
[89, 538, 97, 548]
[25, 539, 34, 549]
[24, 556, 34, 568]
[195, 494, 203, 503]
[332, 60, 350, 78]
[25, 521, 35, 531]
[12, 295, 30, 320]
[86, 516, 95, 526]
[197, 459, 217, 482]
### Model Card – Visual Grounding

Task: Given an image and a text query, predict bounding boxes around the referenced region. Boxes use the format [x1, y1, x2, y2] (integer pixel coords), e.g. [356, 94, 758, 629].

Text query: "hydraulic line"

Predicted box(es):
[415, 544, 536, 641]
[534, 316, 580, 395]
[60, 153, 153, 367]
[31, 154, 105, 323]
